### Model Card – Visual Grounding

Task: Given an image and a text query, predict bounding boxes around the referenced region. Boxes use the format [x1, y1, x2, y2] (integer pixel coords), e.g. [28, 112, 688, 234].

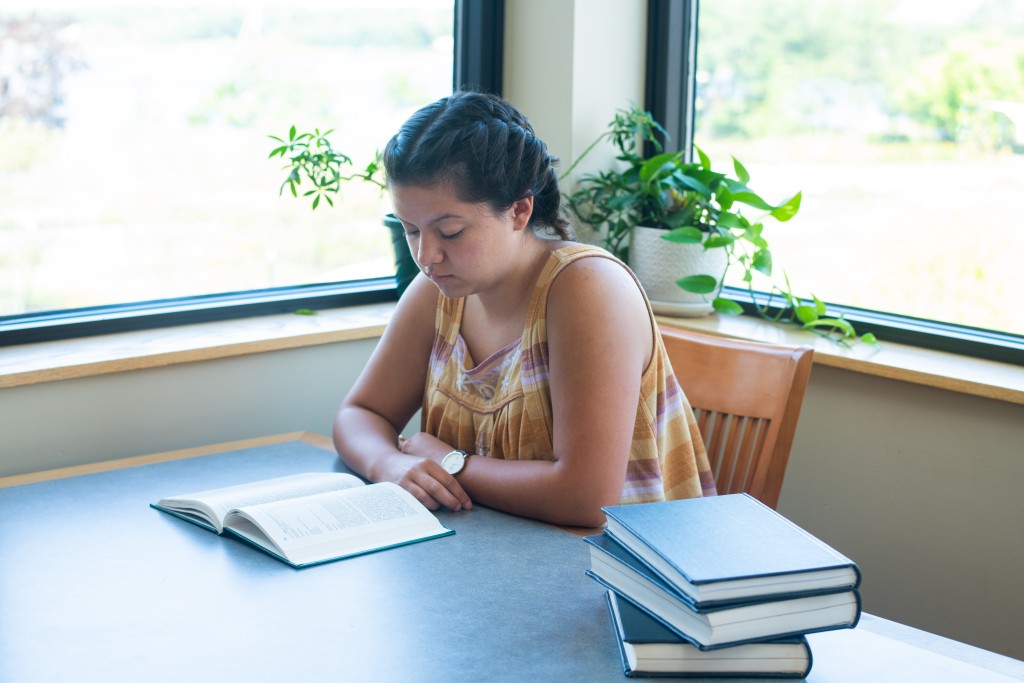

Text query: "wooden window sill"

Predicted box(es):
[1, 303, 1021, 405]
[655, 313, 1024, 406]
[0, 303, 394, 389]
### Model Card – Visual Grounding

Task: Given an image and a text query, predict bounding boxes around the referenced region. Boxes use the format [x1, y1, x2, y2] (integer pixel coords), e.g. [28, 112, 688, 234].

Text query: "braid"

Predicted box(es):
[383, 91, 574, 240]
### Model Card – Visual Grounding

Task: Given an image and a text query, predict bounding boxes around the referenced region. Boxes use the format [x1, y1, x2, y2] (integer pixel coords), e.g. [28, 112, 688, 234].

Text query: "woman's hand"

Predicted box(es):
[385, 432, 473, 512]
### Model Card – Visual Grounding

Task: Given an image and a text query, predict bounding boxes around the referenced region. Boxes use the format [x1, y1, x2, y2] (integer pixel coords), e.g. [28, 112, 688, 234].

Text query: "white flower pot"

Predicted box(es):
[628, 225, 728, 317]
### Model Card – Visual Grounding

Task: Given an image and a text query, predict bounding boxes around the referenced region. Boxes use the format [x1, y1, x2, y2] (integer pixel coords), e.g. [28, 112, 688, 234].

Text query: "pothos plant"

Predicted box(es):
[564, 105, 876, 346]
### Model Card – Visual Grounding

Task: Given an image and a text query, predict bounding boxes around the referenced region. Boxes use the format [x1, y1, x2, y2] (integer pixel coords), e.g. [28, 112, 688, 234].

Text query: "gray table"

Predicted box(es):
[1, 435, 1021, 682]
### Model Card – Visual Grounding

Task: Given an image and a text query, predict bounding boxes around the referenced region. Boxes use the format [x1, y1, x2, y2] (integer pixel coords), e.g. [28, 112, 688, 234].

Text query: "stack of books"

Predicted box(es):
[585, 493, 862, 678]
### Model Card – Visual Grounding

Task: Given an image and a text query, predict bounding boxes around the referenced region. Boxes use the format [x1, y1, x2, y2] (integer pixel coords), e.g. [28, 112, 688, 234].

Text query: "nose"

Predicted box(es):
[414, 232, 444, 270]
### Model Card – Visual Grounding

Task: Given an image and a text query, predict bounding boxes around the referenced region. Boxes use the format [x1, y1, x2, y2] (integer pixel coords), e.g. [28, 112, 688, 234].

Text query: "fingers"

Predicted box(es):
[399, 460, 473, 512]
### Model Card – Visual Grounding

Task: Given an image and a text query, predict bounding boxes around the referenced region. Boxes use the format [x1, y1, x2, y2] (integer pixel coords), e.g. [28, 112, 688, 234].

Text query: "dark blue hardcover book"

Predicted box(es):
[602, 493, 862, 608]
[604, 590, 813, 678]
[585, 532, 861, 650]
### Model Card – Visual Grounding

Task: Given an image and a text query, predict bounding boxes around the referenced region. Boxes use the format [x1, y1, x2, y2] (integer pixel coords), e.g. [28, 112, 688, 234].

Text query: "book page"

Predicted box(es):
[225, 482, 450, 566]
[155, 472, 366, 531]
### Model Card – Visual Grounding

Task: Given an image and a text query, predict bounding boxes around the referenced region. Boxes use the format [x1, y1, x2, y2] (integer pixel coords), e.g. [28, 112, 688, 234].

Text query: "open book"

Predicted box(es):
[151, 472, 454, 568]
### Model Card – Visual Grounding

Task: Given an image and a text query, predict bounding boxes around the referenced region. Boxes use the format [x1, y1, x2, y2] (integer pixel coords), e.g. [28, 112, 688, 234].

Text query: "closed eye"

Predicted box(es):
[440, 230, 463, 240]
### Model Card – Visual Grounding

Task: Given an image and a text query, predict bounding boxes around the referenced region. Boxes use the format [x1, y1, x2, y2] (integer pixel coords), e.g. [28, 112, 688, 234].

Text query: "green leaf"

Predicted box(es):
[713, 298, 744, 315]
[860, 333, 879, 345]
[752, 249, 772, 276]
[676, 274, 719, 294]
[312, 194, 320, 210]
[715, 212, 748, 229]
[804, 317, 856, 337]
[640, 152, 683, 181]
[748, 235, 769, 249]
[728, 190, 774, 211]
[704, 235, 734, 249]
[694, 144, 711, 169]
[794, 304, 819, 324]
[289, 125, 297, 141]
[813, 295, 827, 316]
[294, 308, 317, 316]
[662, 227, 703, 243]
[770, 192, 802, 222]
[674, 173, 714, 196]
[732, 156, 750, 184]
[717, 184, 734, 211]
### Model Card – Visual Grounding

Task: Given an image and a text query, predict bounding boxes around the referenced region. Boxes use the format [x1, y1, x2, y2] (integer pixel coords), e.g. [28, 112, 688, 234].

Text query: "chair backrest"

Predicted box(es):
[659, 326, 814, 509]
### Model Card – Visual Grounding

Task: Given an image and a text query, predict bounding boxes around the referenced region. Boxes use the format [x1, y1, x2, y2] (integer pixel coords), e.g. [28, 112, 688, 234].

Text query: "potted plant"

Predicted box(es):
[565, 105, 874, 345]
[564, 106, 800, 314]
[268, 126, 419, 296]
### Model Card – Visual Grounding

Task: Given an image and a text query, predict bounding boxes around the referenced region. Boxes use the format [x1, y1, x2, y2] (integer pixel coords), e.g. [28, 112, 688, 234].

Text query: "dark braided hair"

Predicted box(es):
[382, 91, 574, 240]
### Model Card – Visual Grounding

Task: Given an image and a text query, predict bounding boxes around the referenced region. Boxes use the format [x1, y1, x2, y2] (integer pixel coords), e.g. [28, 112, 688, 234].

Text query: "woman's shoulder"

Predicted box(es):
[537, 241, 629, 288]
[542, 243, 655, 366]
[548, 241, 617, 263]
[544, 242, 634, 289]
[544, 243, 650, 322]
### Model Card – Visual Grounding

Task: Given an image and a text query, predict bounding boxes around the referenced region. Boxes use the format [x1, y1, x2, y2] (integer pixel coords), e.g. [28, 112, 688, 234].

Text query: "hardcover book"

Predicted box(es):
[585, 532, 860, 649]
[604, 590, 813, 678]
[602, 493, 861, 608]
[152, 472, 453, 568]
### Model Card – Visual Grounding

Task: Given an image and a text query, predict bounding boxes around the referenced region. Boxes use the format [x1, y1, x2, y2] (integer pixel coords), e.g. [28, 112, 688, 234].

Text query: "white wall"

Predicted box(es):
[0, 340, 376, 474]
[778, 364, 1024, 660]
[504, 0, 647, 239]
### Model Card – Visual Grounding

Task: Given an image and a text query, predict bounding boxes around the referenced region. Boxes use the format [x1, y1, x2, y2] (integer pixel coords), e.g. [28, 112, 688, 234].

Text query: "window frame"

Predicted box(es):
[0, 0, 502, 349]
[646, 0, 1023, 366]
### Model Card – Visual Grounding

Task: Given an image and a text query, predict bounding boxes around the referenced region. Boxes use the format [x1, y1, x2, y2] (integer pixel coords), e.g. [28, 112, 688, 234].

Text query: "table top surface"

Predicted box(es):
[1, 434, 1021, 683]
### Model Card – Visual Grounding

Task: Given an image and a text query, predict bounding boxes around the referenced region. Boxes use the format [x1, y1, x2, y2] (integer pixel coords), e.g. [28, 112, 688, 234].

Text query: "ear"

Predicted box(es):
[510, 195, 535, 232]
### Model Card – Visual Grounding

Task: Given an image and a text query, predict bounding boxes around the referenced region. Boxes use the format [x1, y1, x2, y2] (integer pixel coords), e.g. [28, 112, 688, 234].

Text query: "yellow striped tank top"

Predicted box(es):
[422, 243, 717, 504]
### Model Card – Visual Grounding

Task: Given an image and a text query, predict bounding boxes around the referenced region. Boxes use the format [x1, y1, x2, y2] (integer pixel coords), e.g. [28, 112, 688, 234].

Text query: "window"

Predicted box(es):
[650, 0, 1024, 363]
[0, 0, 482, 344]
[697, 0, 1024, 355]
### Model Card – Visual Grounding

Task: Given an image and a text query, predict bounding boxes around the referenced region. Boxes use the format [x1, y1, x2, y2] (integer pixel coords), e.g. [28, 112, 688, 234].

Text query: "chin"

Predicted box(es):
[430, 277, 468, 298]
[428, 280, 464, 299]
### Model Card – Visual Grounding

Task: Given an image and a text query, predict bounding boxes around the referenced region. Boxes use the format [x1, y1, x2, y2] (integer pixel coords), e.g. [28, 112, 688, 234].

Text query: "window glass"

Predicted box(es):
[695, 0, 1024, 336]
[0, 0, 453, 316]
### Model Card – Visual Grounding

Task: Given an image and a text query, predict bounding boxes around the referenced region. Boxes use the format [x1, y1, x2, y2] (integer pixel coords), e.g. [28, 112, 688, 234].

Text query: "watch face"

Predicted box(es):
[441, 450, 466, 475]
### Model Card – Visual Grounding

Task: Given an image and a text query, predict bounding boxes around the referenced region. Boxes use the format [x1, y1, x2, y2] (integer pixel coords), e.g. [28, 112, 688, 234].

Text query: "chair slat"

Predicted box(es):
[661, 326, 814, 509]
[737, 418, 766, 495]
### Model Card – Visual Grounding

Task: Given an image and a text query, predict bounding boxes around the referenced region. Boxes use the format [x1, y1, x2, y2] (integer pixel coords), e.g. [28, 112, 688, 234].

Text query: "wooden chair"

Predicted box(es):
[659, 326, 814, 509]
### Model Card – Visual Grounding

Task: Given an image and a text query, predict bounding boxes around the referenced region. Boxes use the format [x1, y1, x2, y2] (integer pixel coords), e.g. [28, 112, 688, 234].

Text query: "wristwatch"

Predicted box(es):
[440, 449, 469, 476]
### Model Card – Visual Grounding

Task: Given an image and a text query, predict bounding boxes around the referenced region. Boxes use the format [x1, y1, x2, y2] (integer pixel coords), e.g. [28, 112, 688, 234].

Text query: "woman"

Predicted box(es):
[333, 91, 715, 528]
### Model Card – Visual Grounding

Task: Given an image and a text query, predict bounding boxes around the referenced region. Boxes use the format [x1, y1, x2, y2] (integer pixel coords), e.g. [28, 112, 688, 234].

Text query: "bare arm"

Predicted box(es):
[401, 258, 652, 527]
[332, 273, 473, 512]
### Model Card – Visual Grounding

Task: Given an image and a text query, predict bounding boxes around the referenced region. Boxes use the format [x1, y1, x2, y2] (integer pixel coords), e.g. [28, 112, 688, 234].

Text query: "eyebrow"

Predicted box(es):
[395, 212, 464, 230]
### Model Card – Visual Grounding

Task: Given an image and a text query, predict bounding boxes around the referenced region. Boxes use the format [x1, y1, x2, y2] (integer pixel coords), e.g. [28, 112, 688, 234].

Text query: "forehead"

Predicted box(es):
[390, 183, 494, 223]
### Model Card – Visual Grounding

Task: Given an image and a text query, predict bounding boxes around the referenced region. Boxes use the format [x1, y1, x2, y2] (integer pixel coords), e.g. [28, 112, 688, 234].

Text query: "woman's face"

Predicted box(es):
[390, 182, 531, 299]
